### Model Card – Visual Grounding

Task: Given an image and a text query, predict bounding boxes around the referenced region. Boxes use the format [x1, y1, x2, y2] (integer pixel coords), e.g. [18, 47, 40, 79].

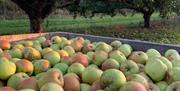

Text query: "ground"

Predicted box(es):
[0, 13, 180, 45]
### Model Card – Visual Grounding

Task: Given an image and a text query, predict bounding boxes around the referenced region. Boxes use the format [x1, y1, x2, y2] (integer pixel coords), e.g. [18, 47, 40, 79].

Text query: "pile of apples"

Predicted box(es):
[0, 35, 180, 91]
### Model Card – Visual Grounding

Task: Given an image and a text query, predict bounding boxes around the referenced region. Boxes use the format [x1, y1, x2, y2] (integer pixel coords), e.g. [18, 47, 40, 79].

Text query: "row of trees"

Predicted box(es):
[7, 0, 180, 33]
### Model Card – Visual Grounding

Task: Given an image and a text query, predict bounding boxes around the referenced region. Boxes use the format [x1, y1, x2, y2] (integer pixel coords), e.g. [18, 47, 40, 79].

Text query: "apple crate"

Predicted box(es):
[0, 32, 180, 54]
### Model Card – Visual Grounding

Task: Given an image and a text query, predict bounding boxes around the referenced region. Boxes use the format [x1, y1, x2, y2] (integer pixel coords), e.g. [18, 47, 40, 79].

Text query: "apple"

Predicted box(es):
[8, 48, 23, 59]
[53, 63, 69, 75]
[93, 50, 108, 66]
[137, 64, 145, 72]
[171, 60, 180, 68]
[0, 48, 3, 54]
[110, 40, 122, 50]
[63, 73, 80, 91]
[56, 50, 69, 58]
[82, 43, 94, 53]
[22, 41, 34, 47]
[128, 51, 148, 64]
[7, 73, 29, 89]
[158, 56, 172, 71]
[165, 49, 179, 57]
[118, 44, 132, 57]
[33, 59, 50, 75]
[61, 56, 73, 66]
[19, 89, 35, 91]
[95, 42, 112, 53]
[38, 68, 64, 88]
[100, 69, 126, 91]
[156, 81, 168, 91]
[35, 72, 46, 80]
[42, 40, 53, 48]
[165, 81, 180, 91]
[12, 43, 24, 51]
[80, 83, 91, 91]
[0, 57, 16, 80]
[109, 50, 126, 65]
[40, 48, 53, 56]
[119, 81, 147, 91]
[0, 52, 12, 59]
[40, 82, 64, 91]
[86, 51, 94, 64]
[71, 53, 89, 67]
[166, 53, 180, 62]
[148, 83, 160, 91]
[50, 44, 60, 50]
[37, 37, 46, 44]
[71, 40, 83, 52]
[23, 47, 41, 61]
[16, 59, 34, 75]
[90, 79, 103, 91]
[0, 86, 16, 91]
[63, 46, 75, 57]
[120, 60, 139, 76]
[82, 67, 103, 84]
[0, 40, 11, 50]
[17, 77, 39, 91]
[168, 67, 180, 81]
[139, 72, 153, 83]
[126, 74, 149, 88]
[68, 63, 85, 77]
[101, 58, 120, 71]
[51, 36, 62, 44]
[145, 59, 168, 82]
[86, 64, 99, 69]
[146, 49, 161, 58]
[43, 51, 61, 66]
[32, 45, 42, 52]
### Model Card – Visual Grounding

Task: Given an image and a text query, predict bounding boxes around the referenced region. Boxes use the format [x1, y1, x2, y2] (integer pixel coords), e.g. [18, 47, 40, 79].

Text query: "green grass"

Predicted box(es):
[0, 13, 159, 35]
[0, 13, 180, 45]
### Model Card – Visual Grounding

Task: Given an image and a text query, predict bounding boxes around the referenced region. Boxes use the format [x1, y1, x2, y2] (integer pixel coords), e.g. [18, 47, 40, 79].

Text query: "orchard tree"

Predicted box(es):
[11, 0, 76, 33]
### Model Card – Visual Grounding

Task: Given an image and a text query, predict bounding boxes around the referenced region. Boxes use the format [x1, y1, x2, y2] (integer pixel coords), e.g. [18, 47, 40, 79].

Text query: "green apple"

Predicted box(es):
[95, 42, 112, 53]
[23, 47, 41, 61]
[100, 69, 126, 91]
[109, 50, 126, 65]
[37, 37, 46, 44]
[93, 50, 108, 66]
[145, 59, 168, 82]
[165, 81, 180, 91]
[8, 48, 23, 58]
[50, 44, 60, 50]
[156, 81, 168, 91]
[110, 40, 122, 50]
[158, 56, 172, 71]
[33, 59, 50, 75]
[101, 58, 120, 71]
[118, 44, 132, 57]
[128, 51, 148, 64]
[63, 46, 75, 57]
[86, 51, 94, 64]
[148, 83, 160, 91]
[81, 83, 91, 91]
[165, 49, 179, 57]
[169, 67, 180, 81]
[82, 67, 103, 84]
[7, 73, 29, 89]
[0, 57, 16, 80]
[68, 63, 85, 77]
[146, 49, 161, 58]
[9, 58, 20, 63]
[43, 51, 61, 66]
[40, 82, 64, 91]
[53, 63, 69, 75]
[51, 36, 62, 44]
[40, 47, 53, 56]
[120, 60, 139, 76]
[126, 74, 148, 88]
[38, 68, 64, 88]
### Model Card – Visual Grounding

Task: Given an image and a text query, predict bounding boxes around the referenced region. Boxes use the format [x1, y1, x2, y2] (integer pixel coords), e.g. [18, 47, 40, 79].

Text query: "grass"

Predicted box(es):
[0, 13, 180, 45]
[0, 13, 159, 35]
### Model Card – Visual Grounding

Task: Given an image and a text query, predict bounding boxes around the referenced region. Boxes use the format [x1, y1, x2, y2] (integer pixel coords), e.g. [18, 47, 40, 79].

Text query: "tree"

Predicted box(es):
[11, 0, 76, 33]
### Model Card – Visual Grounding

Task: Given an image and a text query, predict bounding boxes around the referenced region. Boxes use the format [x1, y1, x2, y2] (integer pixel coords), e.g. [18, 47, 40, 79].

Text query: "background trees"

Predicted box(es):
[10, 0, 179, 33]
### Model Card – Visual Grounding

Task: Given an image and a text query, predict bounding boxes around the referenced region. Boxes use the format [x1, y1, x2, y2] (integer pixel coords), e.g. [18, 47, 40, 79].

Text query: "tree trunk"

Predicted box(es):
[143, 12, 152, 28]
[29, 18, 43, 33]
